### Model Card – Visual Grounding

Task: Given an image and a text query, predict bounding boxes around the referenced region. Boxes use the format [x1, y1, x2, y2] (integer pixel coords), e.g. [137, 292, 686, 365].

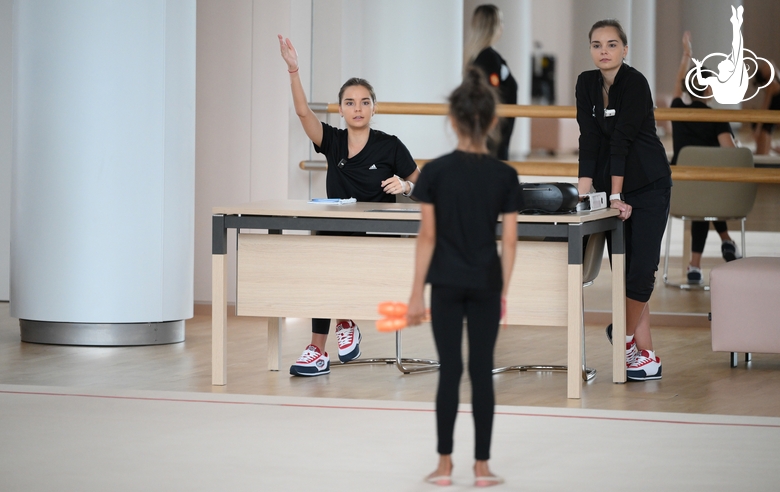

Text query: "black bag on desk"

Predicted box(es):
[517, 182, 579, 214]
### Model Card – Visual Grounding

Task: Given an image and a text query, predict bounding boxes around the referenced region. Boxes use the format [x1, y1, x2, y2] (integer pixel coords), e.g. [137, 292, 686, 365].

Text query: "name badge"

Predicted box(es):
[604, 109, 616, 117]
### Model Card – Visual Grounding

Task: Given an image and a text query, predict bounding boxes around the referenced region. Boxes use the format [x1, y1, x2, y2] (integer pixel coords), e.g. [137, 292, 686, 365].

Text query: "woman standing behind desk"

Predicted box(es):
[465, 4, 517, 160]
[279, 35, 420, 377]
[407, 68, 519, 487]
[576, 19, 671, 381]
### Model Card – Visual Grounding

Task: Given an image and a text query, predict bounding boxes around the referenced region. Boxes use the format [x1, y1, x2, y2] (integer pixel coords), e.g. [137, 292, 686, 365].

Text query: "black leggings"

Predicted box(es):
[691, 221, 728, 254]
[607, 187, 671, 303]
[312, 318, 331, 335]
[430, 285, 501, 461]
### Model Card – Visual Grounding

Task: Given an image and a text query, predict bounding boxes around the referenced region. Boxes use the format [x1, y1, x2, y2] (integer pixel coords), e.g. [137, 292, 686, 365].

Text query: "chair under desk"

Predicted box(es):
[211, 199, 627, 399]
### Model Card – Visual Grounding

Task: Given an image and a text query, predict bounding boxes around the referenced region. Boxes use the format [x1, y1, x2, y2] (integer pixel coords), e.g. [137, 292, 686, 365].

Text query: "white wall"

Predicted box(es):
[532, 0, 574, 106]
[352, 0, 463, 160]
[195, 0, 254, 304]
[0, 0, 11, 301]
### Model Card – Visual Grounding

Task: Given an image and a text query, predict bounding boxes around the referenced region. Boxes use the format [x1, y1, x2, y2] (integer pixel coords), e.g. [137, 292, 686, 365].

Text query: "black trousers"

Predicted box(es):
[607, 187, 671, 303]
[430, 285, 501, 461]
[691, 221, 728, 254]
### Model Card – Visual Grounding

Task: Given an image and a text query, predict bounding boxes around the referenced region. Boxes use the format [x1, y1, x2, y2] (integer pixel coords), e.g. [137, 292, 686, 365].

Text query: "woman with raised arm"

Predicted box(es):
[576, 19, 671, 381]
[278, 35, 420, 377]
[407, 67, 519, 487]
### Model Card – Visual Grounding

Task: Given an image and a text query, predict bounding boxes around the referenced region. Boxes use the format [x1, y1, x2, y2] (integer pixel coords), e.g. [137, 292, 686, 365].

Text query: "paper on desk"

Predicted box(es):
[308, 198, 357, 205]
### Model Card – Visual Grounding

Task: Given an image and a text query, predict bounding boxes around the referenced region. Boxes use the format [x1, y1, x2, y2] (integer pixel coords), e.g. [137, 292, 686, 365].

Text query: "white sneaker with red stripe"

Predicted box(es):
[289, 345, 330, 376]
[335, 320, 361, 363]
[626, 339, 638, 367]
[627, 349, 662, 381]
[606, 324, 638, 367]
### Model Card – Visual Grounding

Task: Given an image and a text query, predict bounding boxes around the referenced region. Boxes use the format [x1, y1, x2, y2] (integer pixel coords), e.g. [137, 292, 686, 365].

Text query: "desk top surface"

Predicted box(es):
[214, 199, 619, 224]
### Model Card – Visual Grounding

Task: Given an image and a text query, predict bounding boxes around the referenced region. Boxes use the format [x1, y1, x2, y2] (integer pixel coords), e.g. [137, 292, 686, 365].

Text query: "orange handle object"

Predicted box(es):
[376, 301, 409, 332]
[376, 316, 407, 332]
[376, 301, 430, 332]
[378, 301, 407, 317]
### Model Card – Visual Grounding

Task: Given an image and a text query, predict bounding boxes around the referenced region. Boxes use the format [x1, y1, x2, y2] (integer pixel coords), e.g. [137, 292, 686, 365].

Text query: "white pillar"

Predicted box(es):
[630, 0, 656, 97]
[11, 0, 196, 345]
[0, 0, 11, 301]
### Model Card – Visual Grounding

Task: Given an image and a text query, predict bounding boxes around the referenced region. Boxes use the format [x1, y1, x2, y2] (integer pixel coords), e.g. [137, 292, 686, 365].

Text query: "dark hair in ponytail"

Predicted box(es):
[448, 66, 498, 147]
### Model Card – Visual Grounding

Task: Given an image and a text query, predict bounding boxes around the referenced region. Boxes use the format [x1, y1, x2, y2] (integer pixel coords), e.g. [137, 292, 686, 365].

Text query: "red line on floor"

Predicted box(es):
[2, 389, 779, 429]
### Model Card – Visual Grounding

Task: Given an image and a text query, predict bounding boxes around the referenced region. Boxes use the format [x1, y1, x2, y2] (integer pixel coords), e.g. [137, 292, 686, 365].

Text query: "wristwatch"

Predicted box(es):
[609, 193, 624, 202]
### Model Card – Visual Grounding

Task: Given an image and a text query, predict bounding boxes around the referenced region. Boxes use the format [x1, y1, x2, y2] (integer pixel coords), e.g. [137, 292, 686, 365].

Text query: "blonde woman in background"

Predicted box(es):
[464, 4, 518, 160]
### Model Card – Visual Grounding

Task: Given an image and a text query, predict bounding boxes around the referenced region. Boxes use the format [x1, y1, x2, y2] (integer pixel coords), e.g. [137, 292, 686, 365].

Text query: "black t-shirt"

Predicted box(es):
[412, 151, 520, 291]
[473, 47, 518, 105]
[314, 122, 417, 202]
[670, 97, 734, 165]
[576, 64, 671, 194]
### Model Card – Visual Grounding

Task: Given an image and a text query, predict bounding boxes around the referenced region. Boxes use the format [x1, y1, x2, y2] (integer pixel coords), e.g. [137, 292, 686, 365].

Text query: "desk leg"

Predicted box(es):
[567, 264, 583, 399]
[612, 253, 627, 383]
[267, 317, 284, 371]
[212, 254, 228, 385]
[681, 221, 692, 276]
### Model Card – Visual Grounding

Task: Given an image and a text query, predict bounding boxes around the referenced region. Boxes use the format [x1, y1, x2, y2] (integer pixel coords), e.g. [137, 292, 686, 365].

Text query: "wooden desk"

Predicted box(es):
[212, 200, 626, 399]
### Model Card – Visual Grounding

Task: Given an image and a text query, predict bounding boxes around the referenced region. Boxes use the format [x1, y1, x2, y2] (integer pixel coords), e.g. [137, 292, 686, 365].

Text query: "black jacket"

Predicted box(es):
[576, 63, 671, 195]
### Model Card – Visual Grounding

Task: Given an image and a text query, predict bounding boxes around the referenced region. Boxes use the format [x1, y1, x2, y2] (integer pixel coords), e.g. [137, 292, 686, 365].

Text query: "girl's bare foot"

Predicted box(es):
[425, 455, 453, 486]
[474, 460, 504, 487]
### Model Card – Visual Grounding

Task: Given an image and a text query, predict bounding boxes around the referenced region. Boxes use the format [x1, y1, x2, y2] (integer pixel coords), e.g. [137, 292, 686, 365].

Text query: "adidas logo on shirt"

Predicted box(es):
[369, 164, 377, 170]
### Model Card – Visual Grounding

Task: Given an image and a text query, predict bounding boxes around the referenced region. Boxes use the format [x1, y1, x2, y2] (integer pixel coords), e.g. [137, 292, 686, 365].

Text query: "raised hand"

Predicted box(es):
[682, 31, 692, 57]
[277, 34, 299, 72]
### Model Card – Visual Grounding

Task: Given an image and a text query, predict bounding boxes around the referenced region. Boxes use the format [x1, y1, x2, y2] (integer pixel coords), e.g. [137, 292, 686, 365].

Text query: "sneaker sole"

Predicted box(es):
[627, 366, 662, 381]
[722, 253, 738, 262]
[338, 347, 361, 363]
[289, 362, 331, 376]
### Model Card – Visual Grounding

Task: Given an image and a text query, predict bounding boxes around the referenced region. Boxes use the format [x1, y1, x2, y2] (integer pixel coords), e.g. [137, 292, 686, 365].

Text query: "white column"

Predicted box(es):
[0, 0, 11, 301]
[12, 0, 195, 344]
[630, 0, 656, 97]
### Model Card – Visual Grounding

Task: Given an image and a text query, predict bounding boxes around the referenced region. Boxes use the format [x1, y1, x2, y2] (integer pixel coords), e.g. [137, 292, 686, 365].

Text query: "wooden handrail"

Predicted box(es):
[299, 160, 780, 184]
[312, 102, 780, 123]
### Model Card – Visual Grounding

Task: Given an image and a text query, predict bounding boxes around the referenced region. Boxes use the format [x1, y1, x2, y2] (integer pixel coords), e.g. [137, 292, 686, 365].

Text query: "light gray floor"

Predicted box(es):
[1, 384, 778, 491]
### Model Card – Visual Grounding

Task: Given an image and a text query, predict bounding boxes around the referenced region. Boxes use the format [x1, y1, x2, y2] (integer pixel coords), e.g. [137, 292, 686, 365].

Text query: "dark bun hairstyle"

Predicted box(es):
[449, 66, 498, 146]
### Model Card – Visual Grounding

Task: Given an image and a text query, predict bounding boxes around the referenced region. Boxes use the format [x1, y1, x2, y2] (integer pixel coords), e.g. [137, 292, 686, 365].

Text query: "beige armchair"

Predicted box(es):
[662, 146, 757, 290]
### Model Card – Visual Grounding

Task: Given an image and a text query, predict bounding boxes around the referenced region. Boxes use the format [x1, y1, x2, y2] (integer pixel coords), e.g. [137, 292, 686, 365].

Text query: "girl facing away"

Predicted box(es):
[279, 35, 420, 376]
[407, 67, 520, 487]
